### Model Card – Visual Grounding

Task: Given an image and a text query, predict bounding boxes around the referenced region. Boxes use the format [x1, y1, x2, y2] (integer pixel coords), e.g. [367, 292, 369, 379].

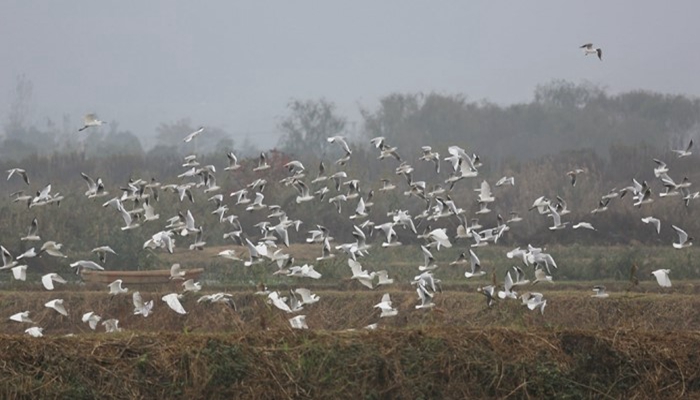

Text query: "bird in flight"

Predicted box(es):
[7, 168, 30, 185]
[580, 43, 602, 60]
[183, 127, 204, 143]
[78, 114, 105, 132]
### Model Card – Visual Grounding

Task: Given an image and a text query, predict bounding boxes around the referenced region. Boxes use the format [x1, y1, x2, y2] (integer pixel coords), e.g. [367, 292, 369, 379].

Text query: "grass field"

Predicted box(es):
[0, 285, 699, 398]
[0, 285, 699, 335]
[1, 324, 698, 398]
[2, 244, 700, 398]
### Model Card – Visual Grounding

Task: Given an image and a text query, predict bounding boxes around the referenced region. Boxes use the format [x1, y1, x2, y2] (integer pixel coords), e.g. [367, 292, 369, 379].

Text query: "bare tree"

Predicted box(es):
[277, 98, 347, 157]
[5, 74, 34, 136]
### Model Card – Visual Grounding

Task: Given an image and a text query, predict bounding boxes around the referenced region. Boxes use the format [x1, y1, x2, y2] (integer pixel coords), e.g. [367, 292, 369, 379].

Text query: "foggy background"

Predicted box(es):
[2, 1, 700, 275]
[1, 1, 699, 149]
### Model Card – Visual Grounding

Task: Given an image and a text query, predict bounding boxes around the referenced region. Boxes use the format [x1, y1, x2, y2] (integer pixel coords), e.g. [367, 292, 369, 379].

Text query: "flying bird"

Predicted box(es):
[420, 146, 441, 173]
[11, 265, 27, 281]
[44, 299, 68, 316]
[580, 43, 602, 60]
[572, 222, 596, 231]
[253, 152, 271, 172]
[520, 292, 547, 314]
[182, 279, 202, 293]
[566, 168, 586, 186]
[672, 139, 693, 158]
[294, 288, 320, 305]
[640, 216, 661, 235]
[327, 135, 352, 155]
[91, 245, 118, 264]
[267, 291, 293, 313]
[133, 292, 154, 317]
[0, 246, 18, 270]
[100, 319, 122, 333]
[591, 285, 609, 298]
[495, 176, 514, 187]
[651, 269, 672, 287]
[170, 263, 186, 280]
[162, 293, 187, 314]
[16, 247, 38, 260]
[78, 113, 105, 132]
[107, 279, 128, 295]
[197, 293, 237, 310]
[415, 284, 435, 310]
[348, 259, 375, 289]
[289, 315, 309, 329]
[81, 173, 108, 198]
[464, 249, 485, 279]
[82, 311, 102, 330]
[70, 260, 105, 274]
[183, 127, 204, 143]
[532, 268, 554, 284]
[41, 273, 67, 291]
[9, 311, 33, 324]
[497, 272, 518, 299]
[672, 225, 693, 249]
[419, 245, 438, 271]
[374, 293, 398, 317]
[7, 168, 29, 185]
[225, 151, 241, 171]
[40, 241, 67, 258]
[20, 217, 40, 241]
[477, 285, 497, 307]
[25, 327, 43, 337]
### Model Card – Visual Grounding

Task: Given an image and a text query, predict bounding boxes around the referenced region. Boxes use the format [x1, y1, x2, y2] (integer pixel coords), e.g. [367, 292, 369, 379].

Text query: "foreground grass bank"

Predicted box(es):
[1, 328, 697, 399]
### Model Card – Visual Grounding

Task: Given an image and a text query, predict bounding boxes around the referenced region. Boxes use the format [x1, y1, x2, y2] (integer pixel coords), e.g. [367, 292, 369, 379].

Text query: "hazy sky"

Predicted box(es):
[1, 1, 699, 148]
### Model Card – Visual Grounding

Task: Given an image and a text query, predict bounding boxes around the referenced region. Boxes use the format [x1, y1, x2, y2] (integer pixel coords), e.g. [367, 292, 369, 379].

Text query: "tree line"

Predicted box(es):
[0, 80, 699, 271]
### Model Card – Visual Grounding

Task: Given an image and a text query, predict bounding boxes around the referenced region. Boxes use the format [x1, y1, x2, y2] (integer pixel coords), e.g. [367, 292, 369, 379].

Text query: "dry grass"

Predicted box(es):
[1, 328, 699, 399]
[2, 287, 700, 398]
[2, 288, 700, 335]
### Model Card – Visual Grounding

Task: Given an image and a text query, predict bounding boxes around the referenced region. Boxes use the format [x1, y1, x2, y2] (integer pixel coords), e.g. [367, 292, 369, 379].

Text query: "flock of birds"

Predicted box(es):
[2, 43, 694, 337]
